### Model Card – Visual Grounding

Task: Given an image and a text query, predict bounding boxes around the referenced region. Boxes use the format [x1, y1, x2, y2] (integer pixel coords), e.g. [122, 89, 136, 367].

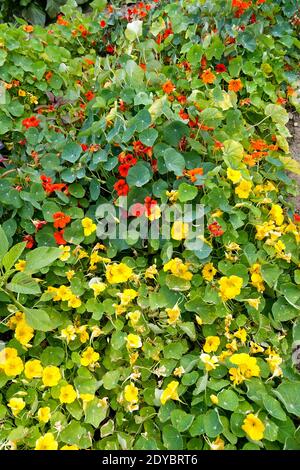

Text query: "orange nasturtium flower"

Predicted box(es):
[201, 69, 216, 84]
[23, 25, 34, 33]
[185, 168, 203, 183]
[53, 212, 71, 229]
[228, 79, 243, 92]
[162, 80, 175, 94]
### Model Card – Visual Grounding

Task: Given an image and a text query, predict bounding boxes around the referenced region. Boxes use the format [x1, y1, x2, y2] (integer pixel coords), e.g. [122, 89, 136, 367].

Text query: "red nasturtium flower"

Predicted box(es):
[188, 117, 199, 128]
[126, 155, 138, 166]
[57, 15, 69, 26]
[177, 95, 187, 105]
[156, 34, 163, 44]
[78, 24, 89, 37]
[144, 196, 157, 217]
[179, 109, 189, 120]
[106, 44, 115, 54]
[118, 163, 131, 177]
[118, 153, 137, 167]
[129, 203, 145, 217]
[151, 158, 158, 172]
[53, 212, 71, 229]
[84, 58, 95, 66]
[40, 175, 66, 194]
[294, 213, 300, 223]
[228, 79, 243, 92]
[214, 140, 224, 150]
[215, 63, 227, 73]
[85, 91, 95, 101]
[208, 221, 224, 237]
[225, 36, 236, 45]
[54, 230, 67, 245]
[23, 234, 35, 249]
[163, 26, 173, 40]
[100, 20, 106, 28]
[201, 69, 216, 84]
[276, 97, 287, 105]
[80, 144, 89, 152]
[114, 179, 129, 196]
[22, 116, 41, 129]
[45, 71, 53, 81]
[162, 80, 175, 94]
[32, 220, 47, 231]
[200, 56, 207, 69]
[133, 141, 153, 158]
[199, 124, 214, 131]
[232, 0, 252, 17]
[179, 60, 191, 72]
[119, 99, 126, 111]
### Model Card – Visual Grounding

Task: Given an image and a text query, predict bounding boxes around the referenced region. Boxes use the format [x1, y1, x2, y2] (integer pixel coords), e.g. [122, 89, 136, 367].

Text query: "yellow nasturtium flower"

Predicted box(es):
[15, 260, 26, 271]
[15, 321, 34, 346]
[2, 350, 24, 377]
[24, 359, 43, 379]
[42, 366, 61, 387]
[171, 221, 189, 240]
[35, 433, 58, 450]
[8, 397, 25, 416]
[106, 263, 133, 284]
[165, 305, 181, 324]
[37, 407, 51, 423]
[124, 383, 139, 403]
[242, 414, 265, 441]
[269, 204, 284, 226]
[203, 336, 220, 353]
[202, 262, 217, 281]
[61, 445, 79, 450]
[59, 384, 77, 404]
[160, 381, 179, 405]
[126, 334, 142, 349]
[163, 258, 193, 281]
[227, 168, 241, 184]
[81, 217, 97, 236]
[119, 289, 138, 305]
[200, 353, 219, 372]
[235, 179, 252, 199]
[80, 347, 99, 367]
[218, 275, 243, 301]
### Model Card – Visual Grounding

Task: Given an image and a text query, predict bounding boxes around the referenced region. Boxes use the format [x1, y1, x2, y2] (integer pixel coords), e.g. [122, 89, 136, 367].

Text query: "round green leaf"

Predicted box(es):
[170, 409, 194, 433]
[126, 162, 152, 187]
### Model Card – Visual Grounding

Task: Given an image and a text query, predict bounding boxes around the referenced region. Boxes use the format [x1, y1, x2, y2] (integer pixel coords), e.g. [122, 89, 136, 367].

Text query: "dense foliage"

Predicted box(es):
[0, 0, 300, 451]
[0, 0, 92, 24]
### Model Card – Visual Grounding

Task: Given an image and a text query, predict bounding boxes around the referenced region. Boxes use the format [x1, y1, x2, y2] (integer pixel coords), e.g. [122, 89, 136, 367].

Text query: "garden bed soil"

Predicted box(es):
[288, 112, 300, 209]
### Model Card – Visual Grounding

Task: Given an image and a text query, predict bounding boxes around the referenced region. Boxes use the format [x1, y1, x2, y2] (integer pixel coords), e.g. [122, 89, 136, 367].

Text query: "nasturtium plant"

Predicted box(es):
[0, 0, 300, 452]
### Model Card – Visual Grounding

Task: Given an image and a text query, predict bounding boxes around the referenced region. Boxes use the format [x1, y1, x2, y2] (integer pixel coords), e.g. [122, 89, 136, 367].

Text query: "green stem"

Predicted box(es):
[0, 287, 24, 311]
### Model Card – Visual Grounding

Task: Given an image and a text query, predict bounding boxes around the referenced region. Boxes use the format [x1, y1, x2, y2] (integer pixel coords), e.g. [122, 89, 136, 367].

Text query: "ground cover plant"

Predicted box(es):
[0, 0, 300, 451]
